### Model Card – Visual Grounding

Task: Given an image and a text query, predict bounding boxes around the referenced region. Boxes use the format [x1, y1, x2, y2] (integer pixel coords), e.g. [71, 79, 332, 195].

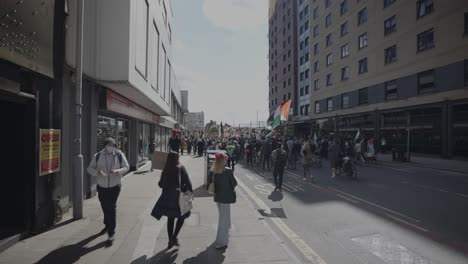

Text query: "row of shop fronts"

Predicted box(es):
[289, 101, 468, 158]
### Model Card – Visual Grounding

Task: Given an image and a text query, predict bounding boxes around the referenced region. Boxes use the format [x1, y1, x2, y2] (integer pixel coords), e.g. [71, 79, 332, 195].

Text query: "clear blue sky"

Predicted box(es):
[171, 0, 269, 126]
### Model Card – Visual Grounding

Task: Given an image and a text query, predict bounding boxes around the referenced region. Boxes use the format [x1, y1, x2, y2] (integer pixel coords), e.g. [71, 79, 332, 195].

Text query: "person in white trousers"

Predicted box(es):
[209, 153, 237, 249]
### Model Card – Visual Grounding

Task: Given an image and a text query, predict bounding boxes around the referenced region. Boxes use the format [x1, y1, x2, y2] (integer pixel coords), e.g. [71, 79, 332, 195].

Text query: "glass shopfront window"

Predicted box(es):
[138, 123, 151, 163]
[97, 115, 129, 157]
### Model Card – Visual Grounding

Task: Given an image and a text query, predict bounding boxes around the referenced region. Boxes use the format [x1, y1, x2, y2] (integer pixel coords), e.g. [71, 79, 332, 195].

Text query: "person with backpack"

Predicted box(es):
[87, 137, 130, 245]
[272, 143, 288, 192]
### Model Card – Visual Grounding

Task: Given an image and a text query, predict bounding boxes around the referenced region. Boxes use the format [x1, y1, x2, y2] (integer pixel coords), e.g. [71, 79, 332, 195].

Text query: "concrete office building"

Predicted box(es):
[268, 0, 299, 116]
[184, 112, 205, 133]
[63, 0, 185, 203]
[290, 0, 468, 158]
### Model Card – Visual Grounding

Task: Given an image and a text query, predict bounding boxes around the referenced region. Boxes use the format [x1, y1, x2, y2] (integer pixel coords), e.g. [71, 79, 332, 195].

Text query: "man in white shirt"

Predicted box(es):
[87, 137, 129, 245]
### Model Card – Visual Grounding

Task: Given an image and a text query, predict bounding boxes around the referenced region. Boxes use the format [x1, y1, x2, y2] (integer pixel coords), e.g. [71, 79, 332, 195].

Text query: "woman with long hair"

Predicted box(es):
[152, 152, 193, 249]
[210, 153, 237, 249]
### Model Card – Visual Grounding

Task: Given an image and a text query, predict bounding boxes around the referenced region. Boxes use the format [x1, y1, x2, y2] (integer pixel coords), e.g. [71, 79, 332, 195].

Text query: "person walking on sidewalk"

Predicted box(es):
[226, 141, 236, 171]
[272, 143, 287, 192]
[210, 153, 237, 249]
[301, 139, 314, 182]
[329, 138, 341, 178]
[87, 137, 130, 245]
[168, 135, 181, 153]
[151, 152, 193, 249]
[262, 138, 273, 171]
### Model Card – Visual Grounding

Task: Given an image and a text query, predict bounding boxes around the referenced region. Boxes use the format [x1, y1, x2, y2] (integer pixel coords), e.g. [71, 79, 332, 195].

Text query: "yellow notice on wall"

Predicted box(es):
[39, 129, 61, 176]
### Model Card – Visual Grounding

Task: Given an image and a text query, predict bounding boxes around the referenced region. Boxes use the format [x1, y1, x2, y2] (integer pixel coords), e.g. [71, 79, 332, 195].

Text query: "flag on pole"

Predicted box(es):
[354, 129, 360, 142]
[271, 99, 292, 129]
[220, 122, 224, 137]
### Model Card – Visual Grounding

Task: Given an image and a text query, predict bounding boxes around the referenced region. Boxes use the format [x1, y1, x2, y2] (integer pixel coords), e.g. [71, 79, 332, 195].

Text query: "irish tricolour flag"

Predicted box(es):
[271, 99, 292, 129]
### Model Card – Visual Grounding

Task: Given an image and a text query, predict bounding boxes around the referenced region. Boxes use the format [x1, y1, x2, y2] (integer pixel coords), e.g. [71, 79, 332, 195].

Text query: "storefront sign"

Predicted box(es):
[106, 90, 160, 124]
[0, 0, 56, 78]
[39, 129, 61, 176]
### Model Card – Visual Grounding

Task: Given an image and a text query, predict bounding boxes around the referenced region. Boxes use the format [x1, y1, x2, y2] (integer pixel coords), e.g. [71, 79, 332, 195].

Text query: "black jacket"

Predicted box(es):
[212, 168, 237, 204]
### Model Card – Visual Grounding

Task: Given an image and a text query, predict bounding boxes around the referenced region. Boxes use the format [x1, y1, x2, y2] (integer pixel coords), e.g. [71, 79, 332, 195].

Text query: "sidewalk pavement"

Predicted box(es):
[377, 153, 468, 174]
[0, 156, 298, 264]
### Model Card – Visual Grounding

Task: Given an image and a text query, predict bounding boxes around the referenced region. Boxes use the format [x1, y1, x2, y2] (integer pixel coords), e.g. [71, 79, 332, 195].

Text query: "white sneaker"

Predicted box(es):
[108, 234, 115, 241]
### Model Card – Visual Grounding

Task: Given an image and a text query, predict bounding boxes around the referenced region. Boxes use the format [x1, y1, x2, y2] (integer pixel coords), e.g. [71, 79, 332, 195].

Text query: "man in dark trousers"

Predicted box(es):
[272, 143, 287, 192]
[168, 135, 181, 153]
[262, 138, 273, 171]
[87, 137, 129, 245]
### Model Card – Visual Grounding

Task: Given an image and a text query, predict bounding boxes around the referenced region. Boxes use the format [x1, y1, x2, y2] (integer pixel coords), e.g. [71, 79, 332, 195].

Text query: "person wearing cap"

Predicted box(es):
[87, 137, 130, 245]
[209, 153, 237, 249]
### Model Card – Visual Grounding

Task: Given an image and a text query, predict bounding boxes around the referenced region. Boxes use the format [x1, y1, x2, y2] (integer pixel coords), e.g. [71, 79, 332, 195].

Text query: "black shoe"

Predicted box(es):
[171, 238, 180, 247]
[167, 240, 174, 250]
[98, 227, 107, 235]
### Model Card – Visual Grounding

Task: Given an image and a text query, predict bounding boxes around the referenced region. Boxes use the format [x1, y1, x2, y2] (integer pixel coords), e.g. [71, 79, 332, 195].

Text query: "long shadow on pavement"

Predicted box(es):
[182, 243, 226, 264]
[34, 232, 107, 264]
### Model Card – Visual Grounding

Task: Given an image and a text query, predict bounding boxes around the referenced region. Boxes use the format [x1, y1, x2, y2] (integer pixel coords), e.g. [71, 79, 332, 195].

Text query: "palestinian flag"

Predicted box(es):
[271, 99, 292, 129]
[223, 123, 231, 129]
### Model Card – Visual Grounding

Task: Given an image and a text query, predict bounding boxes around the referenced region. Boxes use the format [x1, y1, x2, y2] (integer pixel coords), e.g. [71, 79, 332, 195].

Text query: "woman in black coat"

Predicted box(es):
[152, 152, 193, 249]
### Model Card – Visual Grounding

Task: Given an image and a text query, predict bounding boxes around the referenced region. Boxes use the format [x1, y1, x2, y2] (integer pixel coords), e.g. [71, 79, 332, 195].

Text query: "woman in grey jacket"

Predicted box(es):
[210, 153, 237, 249]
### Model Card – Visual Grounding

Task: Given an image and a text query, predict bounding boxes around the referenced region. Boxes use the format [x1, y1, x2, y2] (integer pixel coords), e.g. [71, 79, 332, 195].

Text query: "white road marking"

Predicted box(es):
[336, 194, 359, 204]
[237, 177, 327, 264]
[402, 182, 468, 199]
[328, 187, 421, 223]
[385, 214, 429, 233]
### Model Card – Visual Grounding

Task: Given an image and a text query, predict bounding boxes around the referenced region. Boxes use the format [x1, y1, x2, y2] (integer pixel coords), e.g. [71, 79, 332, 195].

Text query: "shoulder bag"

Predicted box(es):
[178, 168, 193, 216]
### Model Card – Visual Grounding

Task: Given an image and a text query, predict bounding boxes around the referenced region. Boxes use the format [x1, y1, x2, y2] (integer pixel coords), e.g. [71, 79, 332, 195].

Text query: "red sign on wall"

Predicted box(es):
[106, 89, 160, 124]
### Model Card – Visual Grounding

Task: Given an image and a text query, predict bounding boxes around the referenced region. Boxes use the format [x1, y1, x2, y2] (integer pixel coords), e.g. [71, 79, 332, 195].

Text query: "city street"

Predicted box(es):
[234, 158, 468, 264]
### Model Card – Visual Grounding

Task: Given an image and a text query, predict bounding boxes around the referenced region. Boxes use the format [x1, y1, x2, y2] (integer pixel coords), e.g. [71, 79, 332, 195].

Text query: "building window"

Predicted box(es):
[283, 94, 286, 101]
[304, 5, 309, 15]
[341, 66, 349, 80]
[288, 77, 292, 85]
[300, 57, 304, 65]
[300, 88, 304, 96]
[305, 21, 309, 30]
[300, 106, 304, 115]
[341, 44, 349, 58]
[314, 79, 320, 90]
[326, 73, 333, 86]
[288, 50, 291, 57]
[385, 80, 398, 100]
[288, 64, 291, 71]
[326, 53, 333, 66]
[305, 69, 310, 79]
[465, 12, 468, 35]
[315, 101, 320, 113]
[314, 61, 319, 72]
[288, 92, 291, 99]
[327, 97, 333, 111]
[341, 21, 349, 36]
[325, 0, 331, 8]
[314, 7, 319, 19]
[305, 85, 310, 95]
[275, 98, 278, 105]
[300, 41, 304, 51]
[305, 37, 310, 47]
[305, 52, 310, 62]
[417, 28, 434, 52]
[288, 35, 291, 44]
[300, 72, 304, 81]
[384, 0, 396, 8]
[340, 0, 348, 15]
[385, 45, 397, 64]
[342, 93, 350, 108]
[300, 26, 304, 35]
[417, 0, 434, 19]
[358, 33, 368, 49]
[283, 68, 286, 74]
[305, 104, 310, 115]
[284, 81, 286, 87]
[314, 25, 319, 36]
[326, 33, 333, 46]
[358, 58, 368, 74]
[384, 16, 397, 36]
[358, 8, 368, 25]
[314, 43, 319, 55]
[358, 88, 368, 105]
[418, 69, 435, 94]
[326, 14, 332, 27]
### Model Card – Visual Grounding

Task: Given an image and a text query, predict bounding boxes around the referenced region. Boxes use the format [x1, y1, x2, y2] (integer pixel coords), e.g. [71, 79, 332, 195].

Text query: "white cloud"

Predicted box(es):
[202, 0, 267, 32]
